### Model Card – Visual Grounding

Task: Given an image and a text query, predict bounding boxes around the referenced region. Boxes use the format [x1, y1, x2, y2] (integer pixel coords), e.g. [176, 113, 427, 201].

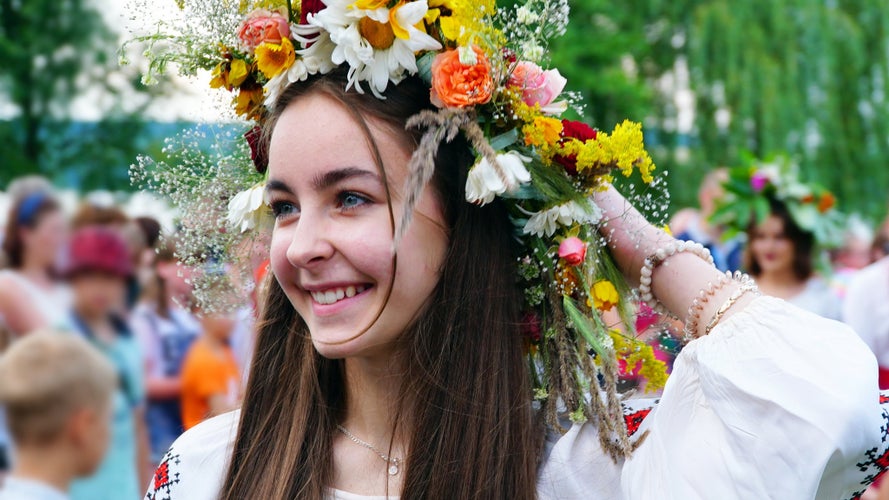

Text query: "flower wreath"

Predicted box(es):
[710, 155, 844, 248]
[128, 0, 670, 455]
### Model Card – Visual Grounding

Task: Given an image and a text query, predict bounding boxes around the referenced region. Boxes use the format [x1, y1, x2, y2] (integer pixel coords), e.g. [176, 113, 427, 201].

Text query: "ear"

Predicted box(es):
[65, 407, 93, 447]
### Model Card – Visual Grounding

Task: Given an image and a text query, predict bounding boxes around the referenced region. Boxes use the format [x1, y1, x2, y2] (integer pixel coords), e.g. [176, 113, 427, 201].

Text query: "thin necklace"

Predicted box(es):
[336, 424, 402, 476]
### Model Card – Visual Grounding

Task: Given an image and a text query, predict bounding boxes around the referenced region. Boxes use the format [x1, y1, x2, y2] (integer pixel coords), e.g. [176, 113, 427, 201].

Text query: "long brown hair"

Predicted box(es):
[744, 197, 815, 280]
[221, 68, 542, 499]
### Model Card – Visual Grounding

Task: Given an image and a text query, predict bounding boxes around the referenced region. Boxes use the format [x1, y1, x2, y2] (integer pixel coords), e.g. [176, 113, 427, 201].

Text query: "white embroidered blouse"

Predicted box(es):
[145, 297, 889, 500]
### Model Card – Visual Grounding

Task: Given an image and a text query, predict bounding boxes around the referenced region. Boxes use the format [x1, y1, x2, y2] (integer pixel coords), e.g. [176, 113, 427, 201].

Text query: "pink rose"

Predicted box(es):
[238, 9, 291, 52]
[508, 61, 567, 114]
[750, 171, 769, 192]
[558, 237, 587, 266]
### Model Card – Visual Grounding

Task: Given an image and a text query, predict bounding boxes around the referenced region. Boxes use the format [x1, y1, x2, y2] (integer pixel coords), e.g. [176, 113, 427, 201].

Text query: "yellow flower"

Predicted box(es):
[573, 120, 655, 184]
[608, 330, 669, 393]
[589, 279, 619, 311]
[429, 0, 499, 47]
[235, 86, 264, 119]
[209, 61, 229, 89]
[255, 37, 296, 79]
[523, 116, 562, 148]
[228, 58, 250, 87]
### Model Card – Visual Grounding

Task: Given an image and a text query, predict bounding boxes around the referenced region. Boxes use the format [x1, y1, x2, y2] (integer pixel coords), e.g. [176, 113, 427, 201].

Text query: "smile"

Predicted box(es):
[310, 285, 368, 305]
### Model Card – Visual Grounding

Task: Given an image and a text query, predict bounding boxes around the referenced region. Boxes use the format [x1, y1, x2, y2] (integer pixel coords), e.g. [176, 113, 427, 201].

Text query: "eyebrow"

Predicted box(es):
[266, 167, 380, 194]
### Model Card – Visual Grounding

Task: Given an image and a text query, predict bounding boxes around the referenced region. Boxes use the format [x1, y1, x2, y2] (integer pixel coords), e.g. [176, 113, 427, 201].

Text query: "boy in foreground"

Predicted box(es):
[0, 331, 116, 500]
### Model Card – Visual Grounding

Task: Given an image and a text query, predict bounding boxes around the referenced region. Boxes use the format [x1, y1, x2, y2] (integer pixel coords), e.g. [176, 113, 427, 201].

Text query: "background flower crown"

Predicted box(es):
[130, 0, 670, 446]
[710, 154, 844, 248]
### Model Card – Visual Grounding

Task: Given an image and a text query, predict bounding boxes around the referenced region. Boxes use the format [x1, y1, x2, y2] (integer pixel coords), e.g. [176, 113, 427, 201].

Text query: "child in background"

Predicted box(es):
[131, 238, 200, 462]
[180, 303, 242, 430]
[0, 331, 116, 500]
[62, 226, 147, 500]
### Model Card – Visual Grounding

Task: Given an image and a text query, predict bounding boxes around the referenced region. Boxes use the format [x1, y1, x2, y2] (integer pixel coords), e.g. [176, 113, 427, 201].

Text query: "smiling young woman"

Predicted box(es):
[221, 70, 540, 499]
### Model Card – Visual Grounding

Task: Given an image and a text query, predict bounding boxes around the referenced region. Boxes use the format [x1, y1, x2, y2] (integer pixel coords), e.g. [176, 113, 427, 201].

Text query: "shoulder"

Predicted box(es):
[146, 410, 240, 500]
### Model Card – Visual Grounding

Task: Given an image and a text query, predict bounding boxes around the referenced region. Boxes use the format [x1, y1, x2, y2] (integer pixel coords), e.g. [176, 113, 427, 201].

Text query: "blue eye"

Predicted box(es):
[338, 192, 369, 210]
[270, 201, 299, 219]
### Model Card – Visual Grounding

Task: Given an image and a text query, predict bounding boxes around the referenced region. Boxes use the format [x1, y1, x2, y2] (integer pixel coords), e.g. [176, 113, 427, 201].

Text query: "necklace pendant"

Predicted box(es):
[388, 459, 399, 476]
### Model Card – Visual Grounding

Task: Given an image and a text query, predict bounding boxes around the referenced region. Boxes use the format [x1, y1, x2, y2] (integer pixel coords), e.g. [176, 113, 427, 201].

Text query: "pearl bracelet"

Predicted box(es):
[638, 240, 715, 318]
[681, 271, 733, 341]
[704, 274, 760, 335]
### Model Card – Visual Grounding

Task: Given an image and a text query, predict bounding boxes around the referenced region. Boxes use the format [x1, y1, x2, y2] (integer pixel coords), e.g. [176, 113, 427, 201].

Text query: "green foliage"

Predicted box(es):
[549, 0, 889, 221]
[0, 0, 169, 191]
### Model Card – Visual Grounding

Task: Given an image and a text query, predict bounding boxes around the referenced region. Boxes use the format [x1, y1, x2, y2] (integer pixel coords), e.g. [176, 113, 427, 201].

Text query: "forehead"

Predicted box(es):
[757, 214, 785, 233]
[266, 93, 410, 186]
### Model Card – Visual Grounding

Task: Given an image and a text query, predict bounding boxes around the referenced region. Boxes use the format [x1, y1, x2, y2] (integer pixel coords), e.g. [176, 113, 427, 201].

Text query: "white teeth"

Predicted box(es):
[310, 285, 367, 305]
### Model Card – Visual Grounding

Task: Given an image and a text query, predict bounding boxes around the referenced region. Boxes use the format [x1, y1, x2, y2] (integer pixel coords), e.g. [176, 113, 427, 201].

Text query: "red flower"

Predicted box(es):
[244, 126, 268, 174]
[520, 312, 542, 342]
[554, 119, 597, 175]
[300, 0, 325, 24]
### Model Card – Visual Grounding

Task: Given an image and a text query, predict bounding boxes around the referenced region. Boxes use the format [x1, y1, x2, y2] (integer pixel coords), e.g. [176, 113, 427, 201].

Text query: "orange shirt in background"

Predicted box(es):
[180, 339, 241, 430]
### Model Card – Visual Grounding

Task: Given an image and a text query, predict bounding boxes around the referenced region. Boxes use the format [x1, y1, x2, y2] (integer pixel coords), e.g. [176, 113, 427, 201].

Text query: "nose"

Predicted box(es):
[285, 211, 336, 269]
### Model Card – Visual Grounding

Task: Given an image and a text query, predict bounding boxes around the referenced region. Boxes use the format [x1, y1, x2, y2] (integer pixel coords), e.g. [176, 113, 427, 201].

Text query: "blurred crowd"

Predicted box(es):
[0, 176, 264, 500]
[2, 170, 889, 499]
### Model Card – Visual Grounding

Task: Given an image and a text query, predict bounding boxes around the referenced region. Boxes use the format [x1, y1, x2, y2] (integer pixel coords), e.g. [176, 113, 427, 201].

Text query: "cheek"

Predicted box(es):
[269, 227, 293, 279]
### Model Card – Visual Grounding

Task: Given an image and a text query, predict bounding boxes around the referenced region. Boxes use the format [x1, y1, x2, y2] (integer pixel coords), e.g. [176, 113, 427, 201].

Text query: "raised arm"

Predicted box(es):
[594, 184, 756, 337]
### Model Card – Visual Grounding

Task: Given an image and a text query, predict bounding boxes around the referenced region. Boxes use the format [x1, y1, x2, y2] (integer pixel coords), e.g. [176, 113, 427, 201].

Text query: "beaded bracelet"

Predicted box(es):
[638, 240, 715, 318]
[681, 271, 733, 341]
[704, 273, 761, 335]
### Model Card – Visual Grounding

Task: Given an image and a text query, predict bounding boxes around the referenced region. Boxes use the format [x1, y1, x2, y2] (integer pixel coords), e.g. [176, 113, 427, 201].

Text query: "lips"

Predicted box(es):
[309, 284, 368, 305]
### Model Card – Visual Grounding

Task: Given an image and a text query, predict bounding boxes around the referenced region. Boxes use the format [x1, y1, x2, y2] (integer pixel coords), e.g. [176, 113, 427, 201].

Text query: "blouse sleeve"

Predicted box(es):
[621, 296, 887, 500]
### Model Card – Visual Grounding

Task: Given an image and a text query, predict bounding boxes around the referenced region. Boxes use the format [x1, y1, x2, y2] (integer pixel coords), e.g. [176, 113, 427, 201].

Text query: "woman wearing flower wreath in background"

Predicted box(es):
[132, 1, 888, 498]
[711, 159, 844, 320]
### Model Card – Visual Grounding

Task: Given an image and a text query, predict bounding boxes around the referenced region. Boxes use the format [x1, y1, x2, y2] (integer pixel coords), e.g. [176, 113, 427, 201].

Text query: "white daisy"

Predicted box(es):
[522, 200, 602, 237]
[264, 28, 337, 107]
[465, 152, 532, 205]
[227, 183, 272, 233]
[309, 0, 442, 96]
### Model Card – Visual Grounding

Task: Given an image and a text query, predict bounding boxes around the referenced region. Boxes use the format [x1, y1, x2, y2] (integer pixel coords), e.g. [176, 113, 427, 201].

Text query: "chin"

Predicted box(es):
[310, 328, 397, 360]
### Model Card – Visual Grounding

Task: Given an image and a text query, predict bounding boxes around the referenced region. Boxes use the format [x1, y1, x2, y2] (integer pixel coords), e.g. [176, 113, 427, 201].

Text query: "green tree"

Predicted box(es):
[0, 0, 168, 190]
[553, 0, 889, 219]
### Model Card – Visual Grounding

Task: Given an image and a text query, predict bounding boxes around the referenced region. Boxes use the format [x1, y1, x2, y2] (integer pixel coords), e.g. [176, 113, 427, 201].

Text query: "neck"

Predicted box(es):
[76, 310, 115, 342]
[11, 446, 75, 494]
[18, 261, 50, 285]
[341, 354, 407, 452]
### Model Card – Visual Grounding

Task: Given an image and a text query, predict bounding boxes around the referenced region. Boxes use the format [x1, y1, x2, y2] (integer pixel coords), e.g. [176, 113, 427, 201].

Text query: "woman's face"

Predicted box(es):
[267, 93, 448, 360]
[750, 215, 795, 275]
[22, 209, 68, 267]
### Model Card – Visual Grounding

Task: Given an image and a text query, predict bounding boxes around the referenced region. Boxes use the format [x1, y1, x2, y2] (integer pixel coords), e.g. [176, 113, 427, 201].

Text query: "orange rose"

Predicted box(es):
[430, 47, 494, 108]
[238, 9, 291, 52]
[818, 192, 836, 213]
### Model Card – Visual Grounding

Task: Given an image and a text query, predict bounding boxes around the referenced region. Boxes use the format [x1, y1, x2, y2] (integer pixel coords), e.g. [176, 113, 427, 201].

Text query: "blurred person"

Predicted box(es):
[745, 198, 841, 319]
[0, 192, 71, 335]
[130, 239, 199, 463]
[62, 227, 147, 500]
[0, 331, 116, 500]
[873, 219, 889, 263]
[670, 168, 743, 271]
[70, 197, 129, 232]
[829, 215, 875, 300]
[180, 301, 242, 430]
